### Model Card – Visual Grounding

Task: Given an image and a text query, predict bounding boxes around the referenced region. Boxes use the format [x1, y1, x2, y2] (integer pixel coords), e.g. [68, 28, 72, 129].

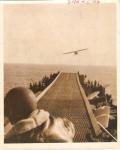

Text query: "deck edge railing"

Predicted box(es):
[37, 72, 61, 103]
[76, 73, 102, 136]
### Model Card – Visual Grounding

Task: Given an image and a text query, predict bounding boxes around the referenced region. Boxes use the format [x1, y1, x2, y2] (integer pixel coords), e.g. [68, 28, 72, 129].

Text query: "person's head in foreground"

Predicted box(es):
[4, 87, 75, 143]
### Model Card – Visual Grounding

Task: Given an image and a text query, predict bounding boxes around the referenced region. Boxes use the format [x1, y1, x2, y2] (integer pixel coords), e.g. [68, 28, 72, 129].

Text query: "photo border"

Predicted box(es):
[0, 0, 120, 149]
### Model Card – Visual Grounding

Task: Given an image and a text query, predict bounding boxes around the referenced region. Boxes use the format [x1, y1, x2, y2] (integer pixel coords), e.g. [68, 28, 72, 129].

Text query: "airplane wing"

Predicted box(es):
[94, 106, 110, 128]
[76, 48, 88, 52]
[63, 51, 76, 54]
[87, 91, 100, 100]
[63, 48, 88, 54]
[96, 114, 109, 128]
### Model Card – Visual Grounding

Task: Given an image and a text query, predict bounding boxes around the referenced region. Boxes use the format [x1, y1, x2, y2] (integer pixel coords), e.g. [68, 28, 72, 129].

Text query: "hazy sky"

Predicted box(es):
[4, 4, 116, 66]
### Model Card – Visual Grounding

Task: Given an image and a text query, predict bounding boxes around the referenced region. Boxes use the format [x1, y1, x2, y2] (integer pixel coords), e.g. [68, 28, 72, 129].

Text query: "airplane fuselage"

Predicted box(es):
[74, 51, 78, 55]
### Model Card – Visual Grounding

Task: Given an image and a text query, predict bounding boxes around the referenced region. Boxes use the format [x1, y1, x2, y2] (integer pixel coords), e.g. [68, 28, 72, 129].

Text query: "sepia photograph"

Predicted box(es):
[3, 3, 117, 144]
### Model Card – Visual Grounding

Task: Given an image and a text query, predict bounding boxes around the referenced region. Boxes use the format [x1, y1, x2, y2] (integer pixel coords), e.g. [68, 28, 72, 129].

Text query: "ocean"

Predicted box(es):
[4, 63, 117, 105]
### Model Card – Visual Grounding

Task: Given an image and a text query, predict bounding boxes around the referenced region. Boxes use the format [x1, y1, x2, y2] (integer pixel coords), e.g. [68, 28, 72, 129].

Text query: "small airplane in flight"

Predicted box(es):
[63, 48, 88, 55]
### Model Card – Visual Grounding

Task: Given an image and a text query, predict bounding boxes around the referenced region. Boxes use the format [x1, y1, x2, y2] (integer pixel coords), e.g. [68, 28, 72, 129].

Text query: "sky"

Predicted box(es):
[4, 4, 116, 66]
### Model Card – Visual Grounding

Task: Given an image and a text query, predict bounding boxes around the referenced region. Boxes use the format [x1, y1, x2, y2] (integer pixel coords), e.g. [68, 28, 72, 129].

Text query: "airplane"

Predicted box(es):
[87, 84, 110, 100]
[63, 48, 88, 55]
[95, 106, 110, 128]
[87, 91, 100, 100]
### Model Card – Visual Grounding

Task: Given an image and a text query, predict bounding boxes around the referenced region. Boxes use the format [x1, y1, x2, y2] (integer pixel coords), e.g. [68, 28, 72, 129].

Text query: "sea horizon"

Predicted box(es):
[4, 62, 116, 68]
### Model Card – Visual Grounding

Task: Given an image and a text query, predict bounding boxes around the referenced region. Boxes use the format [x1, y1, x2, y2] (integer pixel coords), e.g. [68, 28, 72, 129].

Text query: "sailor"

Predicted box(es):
[4, 87, 75, 143]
